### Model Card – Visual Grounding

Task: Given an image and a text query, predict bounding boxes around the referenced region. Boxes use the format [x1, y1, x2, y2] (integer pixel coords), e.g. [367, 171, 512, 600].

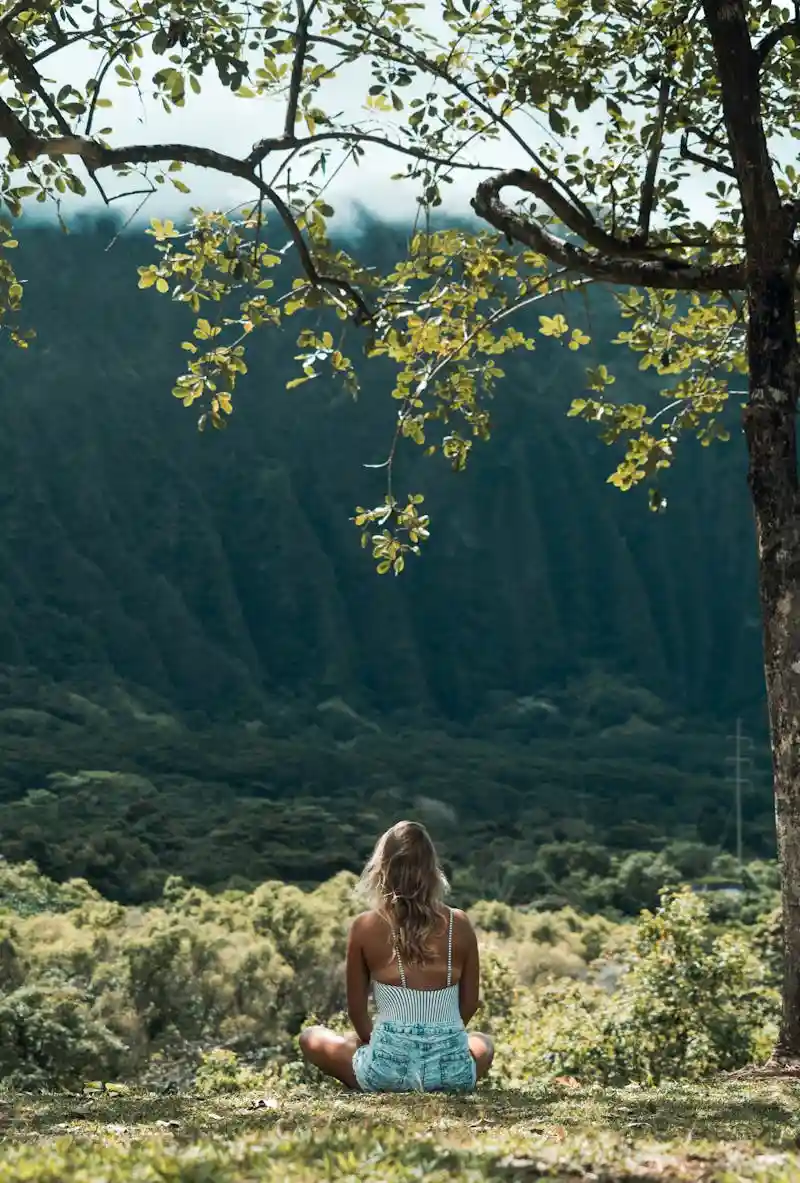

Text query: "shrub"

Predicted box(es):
[497, 888, 778, 1086]
[470, 900, 517, 939]
[0, 860, 779, 1090]
[586, 889, 777, 1082]
[752, 904, 782, 986]
[194, 1048, 259, 1095]
[0, 860, 99, 917]
[479, 951, 518, 1028]
[0, 983, 126, 1089]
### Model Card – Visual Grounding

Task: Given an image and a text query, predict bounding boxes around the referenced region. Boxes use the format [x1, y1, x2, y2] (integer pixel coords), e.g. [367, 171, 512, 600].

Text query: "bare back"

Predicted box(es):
[356, 906, 473, 989]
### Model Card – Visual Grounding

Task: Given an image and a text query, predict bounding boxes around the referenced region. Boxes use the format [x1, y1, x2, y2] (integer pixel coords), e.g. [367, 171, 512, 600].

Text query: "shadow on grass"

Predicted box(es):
[4, 1092, 212, 1138]
[601, 1091, 800, 1145]
[486, 1082, 800, 1147]
[6, 1078, 800, 1150]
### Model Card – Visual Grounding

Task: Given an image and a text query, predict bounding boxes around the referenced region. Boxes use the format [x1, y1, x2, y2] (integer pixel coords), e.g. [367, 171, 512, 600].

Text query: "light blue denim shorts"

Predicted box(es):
[353, 1021, 477, 1093]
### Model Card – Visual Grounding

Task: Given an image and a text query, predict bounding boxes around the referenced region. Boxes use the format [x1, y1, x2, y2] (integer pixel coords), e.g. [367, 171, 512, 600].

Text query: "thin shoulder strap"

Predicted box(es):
[392, 926, 407, 988]
[446, 906, 454, 987]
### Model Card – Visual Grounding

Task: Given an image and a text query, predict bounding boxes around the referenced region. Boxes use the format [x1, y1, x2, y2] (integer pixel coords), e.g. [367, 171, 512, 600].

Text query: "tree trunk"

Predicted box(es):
[743, 267, 800, 1060]
[699, 0, 800, 1063]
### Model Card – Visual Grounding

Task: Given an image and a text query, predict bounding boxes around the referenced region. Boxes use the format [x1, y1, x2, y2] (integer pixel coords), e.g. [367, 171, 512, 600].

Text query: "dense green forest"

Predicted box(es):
[0, 217, 776, 903]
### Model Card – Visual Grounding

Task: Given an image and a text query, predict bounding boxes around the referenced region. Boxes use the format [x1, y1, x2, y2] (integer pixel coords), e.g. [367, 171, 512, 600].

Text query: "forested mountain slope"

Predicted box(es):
[0, 217, 774, 898]
[0, 218, 762, 724]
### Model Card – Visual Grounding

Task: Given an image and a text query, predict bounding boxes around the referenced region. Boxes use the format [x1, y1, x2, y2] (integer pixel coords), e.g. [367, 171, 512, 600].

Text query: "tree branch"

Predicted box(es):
[0, 0, 59, 30]
[0, 24, 72, 137]
[284, 0, 316, 140]
[32, 14, 139, 62]
[755, 20, 800, 67]
[2, 126, 374, 320]
[474, 167, 723, 268]
[0, 92, 33, 157]
[471, 170, 745, 292]
[679, 131, 737, 179]
[0, 23, 119, 204]
[633, 74, 672, 245]
[247, 128, 498, 172]
[701, 0, 783, 252]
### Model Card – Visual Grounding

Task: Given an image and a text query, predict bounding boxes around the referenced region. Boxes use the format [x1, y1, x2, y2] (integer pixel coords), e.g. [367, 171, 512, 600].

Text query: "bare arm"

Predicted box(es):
[458, 916, 480, 1026]
[346, 917, 373, 1044]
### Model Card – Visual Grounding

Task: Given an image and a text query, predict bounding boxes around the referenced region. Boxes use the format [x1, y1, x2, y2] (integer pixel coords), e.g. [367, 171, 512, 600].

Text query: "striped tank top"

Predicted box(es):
[372, 906, 463, 1027]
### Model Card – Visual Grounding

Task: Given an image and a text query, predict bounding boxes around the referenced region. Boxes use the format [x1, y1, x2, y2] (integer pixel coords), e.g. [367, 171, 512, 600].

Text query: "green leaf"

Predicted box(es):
[539, 314, 569, 338]
[548, 106, 566, 135]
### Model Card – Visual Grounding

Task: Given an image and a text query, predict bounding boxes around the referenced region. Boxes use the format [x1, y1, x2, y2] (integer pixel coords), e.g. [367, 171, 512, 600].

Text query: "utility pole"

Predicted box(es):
[725, 718, 752, 876]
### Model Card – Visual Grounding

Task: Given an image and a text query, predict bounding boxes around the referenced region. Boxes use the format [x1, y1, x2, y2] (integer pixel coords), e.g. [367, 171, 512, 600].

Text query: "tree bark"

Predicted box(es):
[700, 0, 800, 1062]
[744, 270, 800, 1060]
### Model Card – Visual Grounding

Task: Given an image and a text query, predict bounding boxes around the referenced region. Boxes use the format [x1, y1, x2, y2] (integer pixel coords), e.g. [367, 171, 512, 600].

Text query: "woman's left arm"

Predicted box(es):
[346, 916, 373, 1044]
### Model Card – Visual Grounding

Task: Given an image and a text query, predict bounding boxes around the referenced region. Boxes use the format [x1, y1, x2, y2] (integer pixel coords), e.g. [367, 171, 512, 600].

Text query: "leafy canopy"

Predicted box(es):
[0, 0, 795, 564]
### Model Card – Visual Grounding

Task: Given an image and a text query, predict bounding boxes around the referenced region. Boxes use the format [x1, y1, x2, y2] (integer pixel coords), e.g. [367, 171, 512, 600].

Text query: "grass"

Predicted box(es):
[2, 1077, 800, 1181]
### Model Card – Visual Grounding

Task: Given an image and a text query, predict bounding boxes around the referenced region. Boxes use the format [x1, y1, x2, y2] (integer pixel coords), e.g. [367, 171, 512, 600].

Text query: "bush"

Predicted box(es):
[0, 983, 126, 1089]
[497, 888, 778, 1086]
[194, 1048, 259, 1095]
[589, 889, 777, 1082]
[0, 863, 365, 1086]
[752, 904, 782, 985]
[0, 860, 99, 917]
[479, 951, 518, 1028]
[470, 900, 517, 938]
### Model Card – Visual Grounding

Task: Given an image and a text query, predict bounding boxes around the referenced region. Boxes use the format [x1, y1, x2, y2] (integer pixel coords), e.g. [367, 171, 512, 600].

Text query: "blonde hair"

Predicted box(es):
[358, 820, 449, 965]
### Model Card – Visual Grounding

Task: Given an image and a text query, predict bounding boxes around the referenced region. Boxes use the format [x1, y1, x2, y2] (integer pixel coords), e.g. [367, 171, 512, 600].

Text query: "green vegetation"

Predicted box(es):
[0, 221, 764, 729]
[0, 7, 799, 1172]
[0, 860, 782, 1088]
[0, 673, 779, 910]
[4, 1079, 800, 1183]
[0, 221, 775, 913]
[0, 859, 793, 1180]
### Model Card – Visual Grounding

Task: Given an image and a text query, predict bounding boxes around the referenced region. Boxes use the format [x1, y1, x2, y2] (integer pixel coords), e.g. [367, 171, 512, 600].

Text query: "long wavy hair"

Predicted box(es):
[359, 820, 449, 966]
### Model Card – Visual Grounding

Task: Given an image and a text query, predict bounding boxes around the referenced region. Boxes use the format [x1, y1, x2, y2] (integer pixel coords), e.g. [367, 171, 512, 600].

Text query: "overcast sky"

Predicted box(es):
[29, 10, 721, 233]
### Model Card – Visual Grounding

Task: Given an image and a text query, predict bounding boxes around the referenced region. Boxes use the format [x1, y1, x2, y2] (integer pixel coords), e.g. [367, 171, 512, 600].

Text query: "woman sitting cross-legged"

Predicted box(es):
[299, 819, 494, 1092]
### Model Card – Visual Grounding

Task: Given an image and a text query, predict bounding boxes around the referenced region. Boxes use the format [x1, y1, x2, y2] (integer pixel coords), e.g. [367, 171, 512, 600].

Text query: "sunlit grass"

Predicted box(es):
[2, 1077, 800, 1181]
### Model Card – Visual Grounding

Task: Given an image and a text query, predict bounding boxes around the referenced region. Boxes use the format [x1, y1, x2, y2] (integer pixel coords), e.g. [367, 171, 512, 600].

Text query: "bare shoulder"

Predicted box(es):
[349, 909, 386, 936]
[449, 908, 476, 938]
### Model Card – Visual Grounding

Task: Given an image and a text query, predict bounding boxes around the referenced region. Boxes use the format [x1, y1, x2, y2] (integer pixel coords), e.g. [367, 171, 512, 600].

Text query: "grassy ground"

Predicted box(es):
[1, 1077, 800, 1181]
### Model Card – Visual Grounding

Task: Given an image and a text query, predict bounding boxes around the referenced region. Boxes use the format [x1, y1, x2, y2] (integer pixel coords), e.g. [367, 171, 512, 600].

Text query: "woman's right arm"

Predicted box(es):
[346, 915, 373, 1045]
[458, 914, 480, 1025]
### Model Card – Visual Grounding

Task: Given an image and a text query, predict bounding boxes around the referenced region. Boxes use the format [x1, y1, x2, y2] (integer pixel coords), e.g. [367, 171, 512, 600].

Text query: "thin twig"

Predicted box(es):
[85, 40, 141, 136]
[679, 131, 737, 179]
[373, 269, 583, 494]
[104, 185, 156, 251]
[32, 13, 138, 61]
[248, 128, 499, 173]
